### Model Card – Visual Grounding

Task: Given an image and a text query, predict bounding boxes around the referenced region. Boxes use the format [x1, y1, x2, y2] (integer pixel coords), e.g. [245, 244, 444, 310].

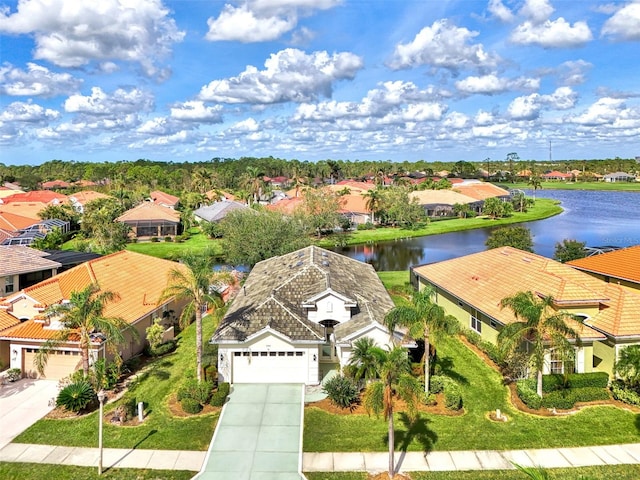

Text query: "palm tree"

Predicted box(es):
[615, 345, 640, 388]
[348, 337, 385, 384]
[160, 252, 233, 381]
[362, 346, 422, 479]
[385, 286, 458, 392]
[36, 284, 135, 377]
[241, 166, 264, 205]
[528, 176, 542, 199]
[363, 188, 383, 224]
[498, 291, 581, 397]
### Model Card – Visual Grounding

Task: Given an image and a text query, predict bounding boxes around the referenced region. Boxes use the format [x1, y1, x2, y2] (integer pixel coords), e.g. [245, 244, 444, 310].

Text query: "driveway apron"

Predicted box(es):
[196, 383, 304, 480]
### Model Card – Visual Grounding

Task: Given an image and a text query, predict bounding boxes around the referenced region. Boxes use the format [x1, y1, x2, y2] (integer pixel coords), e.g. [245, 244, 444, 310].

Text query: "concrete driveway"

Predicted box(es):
[196, 383, 304, 480]
[0, 379, 58, 449]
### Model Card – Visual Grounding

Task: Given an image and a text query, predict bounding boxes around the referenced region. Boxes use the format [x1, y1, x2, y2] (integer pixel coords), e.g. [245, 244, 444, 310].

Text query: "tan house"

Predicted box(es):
[116, 201, 181, 239]
[568, 246, 640, 294]
[150, 190, 180, 209]
[0, 251, 187, 379]
[412, 247, 640, 378]
[68, 190, 111, 214]
[409, 189, 480, 217]
[0, 246, 61, 296]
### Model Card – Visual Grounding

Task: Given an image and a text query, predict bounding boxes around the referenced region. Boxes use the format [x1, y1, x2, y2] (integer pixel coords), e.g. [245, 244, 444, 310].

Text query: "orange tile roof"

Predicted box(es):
[116, 201, 181, 222]
[1, 319, 62, 340]
[0, 201, 49, 220]
[338, 194, 370, 214]
[327, 181, 374, 193]
[0, 211, 39, 230]
[2, 190, 68, 205]
[69, 190, 110, 205]
[150, 190, 180, 206]
[41, 180, 71, 189]
[413, 247, 614, 340]
[265, 197, 303, 214]
[409, 189, 478, 205]
[453, 182, 510, 201]
[568, 246, 640, 285]
[2, 251, 188, 341]
[0, 309, 20, 332]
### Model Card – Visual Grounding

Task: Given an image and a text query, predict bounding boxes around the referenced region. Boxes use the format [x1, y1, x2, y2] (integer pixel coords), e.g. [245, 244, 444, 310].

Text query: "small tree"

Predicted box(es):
[554, 239, 587, 263]
[486, 226, 534, 252]
[146, 319, 165, 352]
[615, 345, 640, 389]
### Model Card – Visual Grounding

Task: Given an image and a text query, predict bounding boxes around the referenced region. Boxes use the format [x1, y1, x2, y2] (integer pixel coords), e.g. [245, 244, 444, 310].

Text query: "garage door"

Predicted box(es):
[22, 348, 81, 380]
[232, 351, 308, 384]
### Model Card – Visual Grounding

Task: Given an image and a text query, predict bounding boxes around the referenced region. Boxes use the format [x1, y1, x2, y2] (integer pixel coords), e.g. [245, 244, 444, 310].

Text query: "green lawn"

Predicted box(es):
[306, 464, 640, 480]
[501, 181, 640, 191]
[14, 319, 219, 451]
[125, 231, 223, 260]
[304, 334, 640, 452]
[319, 198, 562, 247]
[0, 464, 195, 480]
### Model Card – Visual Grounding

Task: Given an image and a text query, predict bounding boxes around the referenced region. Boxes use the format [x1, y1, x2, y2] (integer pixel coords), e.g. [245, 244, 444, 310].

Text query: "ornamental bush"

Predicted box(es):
[56, 381, 96, 412]
[542, 372, 610, 393]
[611, 381, 640, 407]
[429, 375, 445, 394]
[210, 382, 231, 407]
[181, 397, 203, 414]
[177, 379, 213, 405]
[443, 381, 462, 410]
[541, 387, 610, 409]
[516, 379, 542, 409]
[322, 375, 360, 409]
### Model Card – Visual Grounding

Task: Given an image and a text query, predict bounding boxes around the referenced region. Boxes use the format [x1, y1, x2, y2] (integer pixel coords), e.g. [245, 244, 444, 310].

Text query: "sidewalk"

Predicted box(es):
[303, 444, 640, 474]
[0, 443, 205, 472]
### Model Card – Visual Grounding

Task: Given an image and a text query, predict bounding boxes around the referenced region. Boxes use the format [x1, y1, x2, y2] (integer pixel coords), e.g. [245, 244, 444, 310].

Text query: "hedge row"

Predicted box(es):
[517, 379, 610, 410]
[541, 372, 609, 392]
[516, 379, 541, 409]
[211, 382, 231, 407]
[611, 381, 640, 407]
[460, 328, 505, 367]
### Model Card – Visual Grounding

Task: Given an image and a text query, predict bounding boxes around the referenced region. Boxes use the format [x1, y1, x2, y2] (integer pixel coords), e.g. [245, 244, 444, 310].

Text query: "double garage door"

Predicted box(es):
[232, 351, 308, 384]
[22, 348, 81, 380]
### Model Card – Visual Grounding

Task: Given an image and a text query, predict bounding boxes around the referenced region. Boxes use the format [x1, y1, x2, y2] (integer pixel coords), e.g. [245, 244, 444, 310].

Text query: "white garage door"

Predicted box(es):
[232, 351, 308, 384]
[22, 348, 81, 380]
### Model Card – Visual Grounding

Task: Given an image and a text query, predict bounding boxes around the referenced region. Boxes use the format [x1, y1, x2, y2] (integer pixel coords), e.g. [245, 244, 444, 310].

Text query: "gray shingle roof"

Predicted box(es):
[193, 201, 248, 223]
[211, 245, 394, 344]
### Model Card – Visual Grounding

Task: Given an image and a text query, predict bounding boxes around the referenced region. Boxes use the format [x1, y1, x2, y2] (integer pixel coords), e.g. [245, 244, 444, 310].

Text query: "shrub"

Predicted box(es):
[322, 375, 359, 409]
[6, 368, 21, 382]
[210, 382, 231, 407]
[502, 351, 530, 381]
[56, 381, 95, 412]
[542, 372, 610, 393]
[92, 359, 120, 390]
[341, 364, 358, 380]
[177, 379, 213, 405]
[516, 379, 542, 409]
[611, 381, 640, 407]
[181, 397, 203, 414]
[145, 340, 177, 357]
[443, 381, 462, 410]
[164, 236, 172, 242]
[461, 328, 481, 346]
[479, 340, 505, 366]
[204, 365, 217, 382]
[429, 375, 445, 394]
[150, 237, 159, 242]
[356, 222, 374, 231]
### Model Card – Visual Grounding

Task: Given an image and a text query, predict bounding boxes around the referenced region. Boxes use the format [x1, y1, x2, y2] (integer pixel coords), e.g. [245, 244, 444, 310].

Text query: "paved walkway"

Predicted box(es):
[194, 383, 305, 480]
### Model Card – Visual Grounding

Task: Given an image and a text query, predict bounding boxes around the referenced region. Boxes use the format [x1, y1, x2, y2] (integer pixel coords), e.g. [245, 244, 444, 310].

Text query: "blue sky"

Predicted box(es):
[1, 0, 639, 166]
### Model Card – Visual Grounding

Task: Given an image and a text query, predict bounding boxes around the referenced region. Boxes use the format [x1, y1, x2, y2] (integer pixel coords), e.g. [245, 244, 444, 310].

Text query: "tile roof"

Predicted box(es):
[413, 247, 617, 340]
[327, 181, 374, 193]
[1, 190, 68, 205]
[150, 190, 180, 207]
[69, 190, 110, 205]
[0, 202, 48, 221]
[0, 309, 20, 332]
[0, 211, 39, 231]
[116, 201, 181, 223]
[338, 194, 370, 214]
[0, 246, 62, 276]
[41, 180, 71, 189]
[212, 246, 394, 344]
[452, 182, 510, 201]
[1, 251, 188, 342]
[409, 189, 478, 205]
[194, 200, 248, 222]
[568, 246, 640, 285]
[0, 228, 18, 243]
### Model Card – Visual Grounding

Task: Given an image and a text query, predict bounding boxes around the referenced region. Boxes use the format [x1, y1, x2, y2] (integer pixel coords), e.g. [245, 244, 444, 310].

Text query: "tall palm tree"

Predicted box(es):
[241, 166, 264, 205]
[384, 286, 458, 392]
[363, 188, 383, 224]
[498, 291, 581, 397]
[362, 346, 422, 479]
[348, 337, 385, 384]
[160, 252, 233, 381]
[36, 284, 135, 377]
[528, 176, 542, 199]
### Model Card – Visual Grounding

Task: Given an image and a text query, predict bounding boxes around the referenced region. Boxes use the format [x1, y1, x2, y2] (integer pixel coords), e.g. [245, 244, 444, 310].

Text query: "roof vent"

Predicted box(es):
[322, 261, 329, 266]
[296, 261, 303, 267]
[522, 257, 532, 263]
[321, 252, 328, 257]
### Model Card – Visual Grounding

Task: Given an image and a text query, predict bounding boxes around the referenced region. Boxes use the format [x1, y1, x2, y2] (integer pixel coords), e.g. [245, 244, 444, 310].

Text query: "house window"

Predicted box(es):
[490, 319, 498, 329]
[550, 350, 575, 374]
[5, 276, 14, 294]
[470, 315, 481, 333]
[326, 301, 333, 313]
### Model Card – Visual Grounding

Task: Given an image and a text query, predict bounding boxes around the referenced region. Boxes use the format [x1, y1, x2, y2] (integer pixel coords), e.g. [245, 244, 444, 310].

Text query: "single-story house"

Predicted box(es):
[211, 246, 407, 385]
[0, 246, 62, 295]
[116, 201, 181, 239]
[603, 172, 636, 183]
[0, 250, 187, 379]
[568, 245, 640, 294]
[338, 194, 372, 225]
[452, 180, 511, 201]
[409, 189, 481, 217]
[41, 180, 71, 190]
[411, 246, 640, 378]
[541, 171, 573, 181]
[68, 191, 111, 214]
[193, 200, 248, 223]
[0, 190, 68, 206]
[150, 190, 180, 209]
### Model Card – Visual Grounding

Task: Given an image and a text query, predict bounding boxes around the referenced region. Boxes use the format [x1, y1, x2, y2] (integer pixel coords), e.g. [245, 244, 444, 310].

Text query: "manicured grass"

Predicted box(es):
[304, 333, 640, 452]
[378, 271, 411, 290]
[14, 319, 219, 450]
[126, 231, 223, 260]
[306, 464, 640, 480]
[0, 463, 195, 480]
[502, 181, 640, 191]
[319, 198, 562, 247]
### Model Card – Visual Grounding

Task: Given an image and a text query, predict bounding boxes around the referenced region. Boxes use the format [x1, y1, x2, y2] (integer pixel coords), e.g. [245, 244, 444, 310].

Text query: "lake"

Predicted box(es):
[333, 189, 640, 271]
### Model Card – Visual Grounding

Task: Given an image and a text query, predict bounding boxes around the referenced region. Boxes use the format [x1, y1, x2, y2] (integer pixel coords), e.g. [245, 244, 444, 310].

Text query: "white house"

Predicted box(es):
[211, 246, 406, 385]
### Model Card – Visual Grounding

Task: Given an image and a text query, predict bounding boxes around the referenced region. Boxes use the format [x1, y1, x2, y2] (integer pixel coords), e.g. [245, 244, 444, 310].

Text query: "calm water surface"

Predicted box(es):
[334, 190, 640, 271]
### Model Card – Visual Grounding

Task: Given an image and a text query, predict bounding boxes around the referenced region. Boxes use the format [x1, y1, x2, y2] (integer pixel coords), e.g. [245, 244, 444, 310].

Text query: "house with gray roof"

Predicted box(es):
[193, 200, 248, 223]
[211, 245, 406, 385]
[0, 246, 62, 295]
[603, 171, 636, 183]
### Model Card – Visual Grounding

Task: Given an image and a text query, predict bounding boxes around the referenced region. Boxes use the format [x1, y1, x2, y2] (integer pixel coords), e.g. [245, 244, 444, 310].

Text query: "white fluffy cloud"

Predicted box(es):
[0, 0, 184, 78]
[455, 74, 539, 95]
[488, 0, 515, 22]
[199, 48, 363, 104]
[64, 87, 154, 116]
[0, 63, 82, 97]
[511, 18, 593, 48]
[387, 20, 500, 72]
[170, 101, 223, 123]
[508, 87, 578, 120]
[0, 101, 60, 123]
[519, 0, 555, 24]
[602, 2, 640, 41]
[570, 97, 627, 126]
[206, 0, 340, 42]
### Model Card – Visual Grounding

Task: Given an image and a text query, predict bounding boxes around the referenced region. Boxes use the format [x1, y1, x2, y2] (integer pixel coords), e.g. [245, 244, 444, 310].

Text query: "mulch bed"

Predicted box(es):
[166, 393, 221, 418]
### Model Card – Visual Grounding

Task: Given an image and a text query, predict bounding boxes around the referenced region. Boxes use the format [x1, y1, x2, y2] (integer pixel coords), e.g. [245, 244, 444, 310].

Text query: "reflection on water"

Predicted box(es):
[335, 189, 640, 271]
